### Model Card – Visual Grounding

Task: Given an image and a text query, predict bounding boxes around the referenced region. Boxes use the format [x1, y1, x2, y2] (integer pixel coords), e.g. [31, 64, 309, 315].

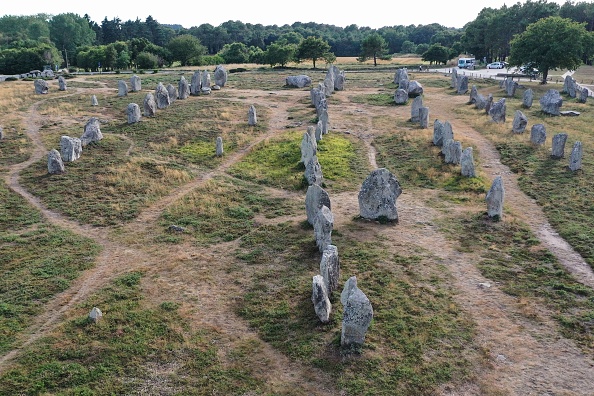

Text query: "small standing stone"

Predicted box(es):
[47, 149, 65, 174]
[214, 65, 228, 87]
[512, 110, 528, 133]
[358, 168, 402, 222]
[341, 278, 373, 348]
[60, 136, 82, 162]
[486, 176, 504, 220]
[178, 76, 190, 99]
[433, 120, 444, 146]
[300, 127, 317, 165]
[320, 245, 340, 294]
[540, 89, 563, 116]
[127, 103, 141, 124]
[166, 83, 178, 103]
[523, 89, 533, 108]
[130, 75, 141, 92]
[91, 95, 98, 106]
[489, 98, 506, 123]
[444, 140, 462, 164]
[80, 117, 103, 146]
[460, 147, 476, 177]
[569, 141, 583, 171]
[505, 77, 518, 97]
[118, 80, 128, 97]
[190, 71, 201, 95]
[58, 76, 67, 91]
[530, 124, 547, 145]
[201, 70, 212, 94]
[248, 105, 257, 126]
[407, 80, 423, 97]
[143, 93, 157, 117]
[419, 107, 429, 129]
[312, 275, 331, 323]
[0, 126, 3, 140]
[34, 79, 49, 94]
[410, 96, 423, 122]
[394, 89, 408, 104]
[305, 156, 324, 186]
[485, 94, 494, 115]
[469, 85, 479, 104]
[551, 133, 568, 159]
[305, 184, 331, 225]
[216, 136, 223, 157]
[314, 205, 334, 252]
[456, 75, 468, 94]
[88, 307, 103, 323]
[578, 87, 589, 104]
[155, 82, 170, 109]
[450, 68, 458, 89]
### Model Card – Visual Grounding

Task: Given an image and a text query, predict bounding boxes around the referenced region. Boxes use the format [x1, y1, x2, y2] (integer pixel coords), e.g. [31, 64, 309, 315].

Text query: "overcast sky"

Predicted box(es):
[2, 0, 568, 30]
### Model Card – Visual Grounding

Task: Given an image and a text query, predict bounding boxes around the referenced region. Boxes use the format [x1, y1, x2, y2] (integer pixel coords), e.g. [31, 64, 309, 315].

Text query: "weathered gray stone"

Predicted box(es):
[323, 74, 334, 97]
[486, 176, 504, 220]
[47, 149, 65, 174]
[358, 168, 402, 221]
[530, 124, 546, 145]
[444, 139, 462, 164]
[91, 95, 98, 106]
[143, 93, 157, 117]
[127, 103, 141, 124]
[315, 96, 328, 118]
[0, 126, 3, 140]
[578, 86, 589, 103]
[130, 75, 141, 92]
[551, 133, 568, 159]
[312, 275, 331, 323]
[341, 281, 373, 348]
[489, 98, 506, 123]
[419, 106, 429, 129]
[201, 70, 211, 90]
[81, 117, 103, 146]
[34, 79, 49, 94]
[440, 121, 454, 151]
[340, 276, 357, 305]
[305, 156, 324, 186]
[178, 76, 190, 99]
[461, 147, 476, 177]
[301, 127, 317, 165]
[475, 93, 488, 110]
[118, 80, 128, 96]
[512, 110, 528, 133]
[318, 109, 329, 135]
[335, 71, 346, 91]
[485, 94, 494, 115]
[469, 85, 479, 104]
[306, 184, 331, 225]
[433, 120, 444, 146]
[60, 136, 82, 162]
[560, 110, 580, 116]
[564, 75, 577, 98]
[286, 75, 312, 88]
[410, 96, 423, 122]
[450, 68, 458, 89]
[88, 307, 103, 323]
[190, 70, 201, 95]
[394, 89, 408, 104]
[315, 120, 323, 142]
[310, 86, 324, 110]
[456, 75, 468, 94]
[505, 77, 518, 97]
[214, 65, 227, 87]
[540, 89, 563, 116]
[407, 80, 424, 97]
[320, 245, 340, 294]
[155, 82, 170, 109]
[216, 136, 223, 157]
[523, 88, 533, 108]
[395, 68, 409, 87]
[314, 205, 333, 252]
[166, 83, 178, 102]
[58, 76, 67, 91]
[569, 141, 583, 171]
[248, 105, 257, 126]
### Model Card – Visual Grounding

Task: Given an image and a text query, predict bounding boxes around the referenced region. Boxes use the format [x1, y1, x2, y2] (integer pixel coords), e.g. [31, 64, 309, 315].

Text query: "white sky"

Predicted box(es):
[2, 0, 568, 30]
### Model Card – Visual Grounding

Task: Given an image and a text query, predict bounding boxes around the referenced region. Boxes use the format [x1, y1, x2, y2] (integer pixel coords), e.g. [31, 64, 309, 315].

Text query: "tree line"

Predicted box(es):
[1, 0, 594, 74]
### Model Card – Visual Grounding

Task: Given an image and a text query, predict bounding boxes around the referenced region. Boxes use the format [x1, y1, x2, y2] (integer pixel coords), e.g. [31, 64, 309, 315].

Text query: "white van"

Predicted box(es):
[458, 58, 475, 69]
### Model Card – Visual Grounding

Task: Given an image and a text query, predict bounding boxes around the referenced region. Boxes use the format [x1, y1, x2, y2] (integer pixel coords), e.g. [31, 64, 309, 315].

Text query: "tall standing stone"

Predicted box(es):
[395, 68, 409, 88]
[118, 80, 128, 96]
[143, 93, 157, 117]
[318, 109, 329, 136]
[127, 103, 141, 124]
[155, 82, 170, 109]
[312, 275, 331, 323]
[214, 65, 227, 87]
[456, 75, 468, 94]
[341, 278, 373, 348]
[440, 121, 454, 151]
[578, 87, 589, 104]
[433, 120, 445, 146]
[306, 184, 331, 225]
[444, 140, 462, 164]
[512, 110, 528, 133]
[489, 98, 506, 123]
[358, 168, 402, 222]
[47, 149, 65, 174]
[166, 83, 178, 103]
[60, 136, 82, 162]
[314, 205, 333, 253]
[248, 105, 257, 126]
[460, 147, 476, 177]
[34, 79, 49, 94]
[201, 70, 211, 94]
[216, 136, 223, 157]
[410, 96, 423, 122]
[91, 95, 98, 106]
[58, 76, 67, 91]
[569, 141, 582, 171]
[301, 127, 317, 165]
[523, 88, 533, 108]
[320, 245, 340, 294]
[469, 85, 479, 104]
[80, 117, 103, 146]
[178, 76, 190, 99]
[505, 77, 518, 97]
[485, 94, 494, 115]
[450, 68, 458, 89]
[486, 176, 504, 220]
[551, 133, 568, 159]
[540, 89, 563, 116]
[530, 124, 547, 145]
[419, 107, 429, 129]
[130, 75, 141, 92]
[190, 70, 201, 95]
[305, 156, 323, 186]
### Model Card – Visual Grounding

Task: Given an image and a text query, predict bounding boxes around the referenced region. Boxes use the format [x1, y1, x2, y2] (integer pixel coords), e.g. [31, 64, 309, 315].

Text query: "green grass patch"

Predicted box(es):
[349, 92, 396, 106]
[0, 180, 42, 232]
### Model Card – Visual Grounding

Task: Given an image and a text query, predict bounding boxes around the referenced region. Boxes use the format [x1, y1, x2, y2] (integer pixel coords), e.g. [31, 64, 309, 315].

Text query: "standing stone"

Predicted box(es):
[440, 121, 454, 151]
[305, 156, 324, 186]
[394, 89, 408, 104]
[444, 140, 462, 164]
[395, 68, 409, 88]
[341, 276, 358, 305]
[88, 307, 103, 323]
[551, 133, 568, 159]
[407, 80, 424, 97]
[523, 88, 533, 108]
[216, 136, 223, 157]
[155, 82, 170, 109]
[91, 95, 98, 106]
[301, 127, 317, 165]
[190, 70, 201, 95]
[489, 98, 506, 123]
[306, 184, 331, 225]
[143, 93, 157, 117]
[315, 120, 323, 142]
[34, 79, 49, 94]
[335, 71, 346, 91]
[433, 120, 445, 146]
[450, 68, 458, 89]
[318, 109, 329, 135]
[410, 96, 423, 122]
[130, 75, 141, 92]
[166, 83, 178, 103]
[320, 245, 340, 294]
[47, 149, 65, 174]
[286, 75, 312, 88]
[475, 93, 488, 110]
[530, 124, 547, 145]
[214, 65, 227, 87]
[127, 103, 141, 124]
[248, 105, 257, 126]
[564, 76, 577, 97]
[358, 168, 402, 222]
[456, 75, 468, 94]
[569, 141, 583, 171]
[469, 85, 479, 104]
[485, 94, 494, 115]
[60, 136, 82, 162]
[512, 110, 528, 133]
[314, 205, 333, 252]
[540, 89, 563, 116]
[419, 107, 429, 129]
[486, 176, 504, 220]
[341, 280, 373, 348]
[505, 77, 518, 97]
[118, 80, 128, 96]
[312, 275, 331, 323]
[80, 117, 103, 146]
[461, 147, 476, 177]
[58, 76, 67, 91]
[310, 86, 324, 110]
[578, 87, 589, 104]
[201, 70, 211, 94]
[178, 76, 190, 99]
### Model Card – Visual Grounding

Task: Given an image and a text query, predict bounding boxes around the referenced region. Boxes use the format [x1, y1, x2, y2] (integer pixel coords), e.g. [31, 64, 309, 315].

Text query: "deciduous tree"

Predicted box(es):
[296, 36, 332, 68]
[358, 32, 389, 66]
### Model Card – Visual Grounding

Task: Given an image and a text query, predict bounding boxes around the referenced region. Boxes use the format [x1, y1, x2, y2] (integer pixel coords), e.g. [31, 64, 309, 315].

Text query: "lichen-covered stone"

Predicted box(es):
[214, 65, 227, 87]
[314, 205, 333, 252]
[530, 124, 546, 145]
[155, 82, 170, 109]
[58, 76, 67, 91]
[486, 176, 504, 220]
[118, 80, 128, 96]
[286, 75, 312, 88]
[461, 147, 476, 177]
[410, 96, 423, 122]
[522, 88, 533, 108]
[394, 89, 408, 105]
[127, 103, 141, 124]
[419, 106, 429, 129]
[143, 93, 157, 117]
[341, 280, 373, 348]
[34, 79, 49, 94]
[216, 136, 223, 157]
[320, 245, 340, 294]
[81, 117, 103, 146]
[300, 126, 317, 165]
[60, 136, 82, 162]
[190, 71, 201, 95]
[407, 80, 423, 97]
[456, 75, 468, 94]
[489, 98, 506, 123]
[450, 68, 458, 89]
[312, 275, 331, 323]
[504, 77, 518, 97]
[512, 110, 528, 133]
[395, 68, 409, 88]
[569, 141, 583, 171]
[178, 76, 190, 99]
[443, 139, 462, 164]
[91, 95, 98, 106]
[130, 75, 141, 92]
[47, 149, 65, 174]
[166, 83, 178, 103]
[551, 133, 568, 159]
[540, 89, 563, 116]
[305, 156, 324, 186]
[88, 307, 103, 323]
[306, 184, 331, 225]
[358, 168, 402, 221]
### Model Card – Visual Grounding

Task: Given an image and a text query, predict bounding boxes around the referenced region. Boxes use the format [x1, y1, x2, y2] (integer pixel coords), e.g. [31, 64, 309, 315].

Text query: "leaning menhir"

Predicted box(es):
[81, 117, 103, 146]
[340, 276, 373, 348]
[314, 205, 334, 253]
[306, 184, 331, 225]
[60, 136, 82, 162]
[312, 275, 331, 323]
[320, 245, 340, 294]
[407, 80, 423, 97]
[486, 176, 504, 220]
[47, 149, 65, 174]
[358, 168, 402, 222]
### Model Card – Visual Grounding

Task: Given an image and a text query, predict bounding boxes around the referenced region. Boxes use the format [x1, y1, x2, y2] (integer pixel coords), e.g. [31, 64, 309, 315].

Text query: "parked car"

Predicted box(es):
[487, 62, 507, 69]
